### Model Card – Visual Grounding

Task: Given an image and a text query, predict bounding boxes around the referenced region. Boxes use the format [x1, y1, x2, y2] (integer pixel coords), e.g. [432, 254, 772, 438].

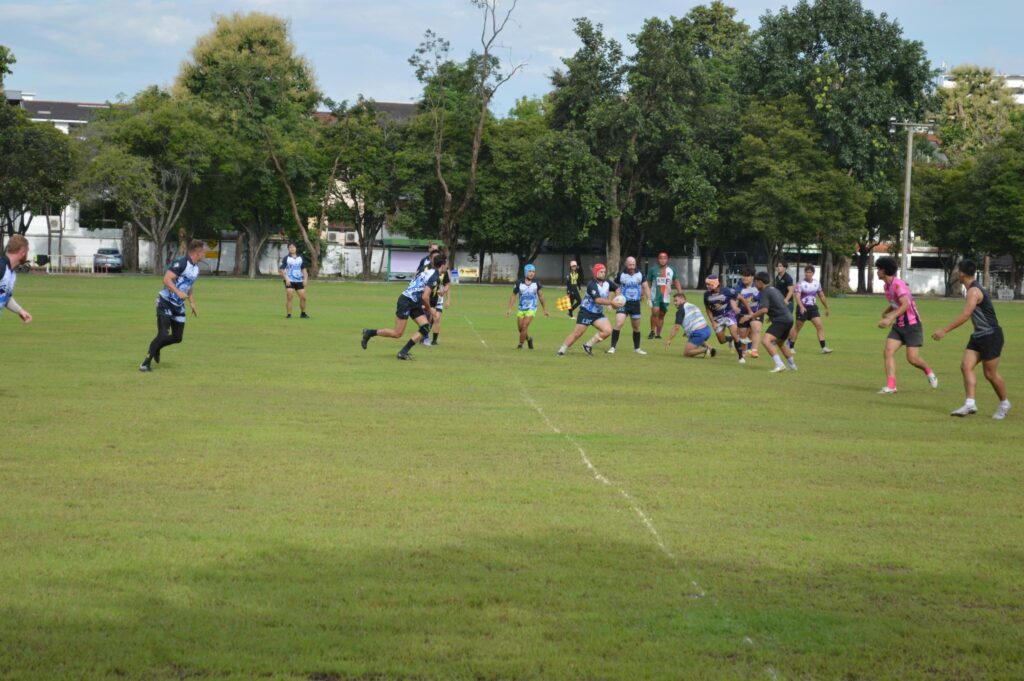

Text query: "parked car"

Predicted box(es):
[93, 248, 123, 273]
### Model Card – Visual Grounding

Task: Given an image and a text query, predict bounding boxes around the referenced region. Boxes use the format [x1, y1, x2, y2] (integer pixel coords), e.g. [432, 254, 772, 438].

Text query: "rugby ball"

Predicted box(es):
[612, 295, 627, 308]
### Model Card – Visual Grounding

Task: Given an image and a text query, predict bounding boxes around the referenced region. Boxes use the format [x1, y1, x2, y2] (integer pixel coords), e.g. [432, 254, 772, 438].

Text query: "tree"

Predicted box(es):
[721, 96, 870, 268]
[973, 129, 1024, 297]
[912, 162, 977, 296]
[78, 87, 215, 270]
[178, 12, 324, 275]
[0, 45, 14, 93]
[409, 0, 523, 259]
[0, 104, 75, 249]
[936, 65, 1017, 164]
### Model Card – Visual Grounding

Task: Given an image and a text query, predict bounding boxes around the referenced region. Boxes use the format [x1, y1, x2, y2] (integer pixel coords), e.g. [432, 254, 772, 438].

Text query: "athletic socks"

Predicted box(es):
[965, 398, 977, 408]
[772, 354, 785, 369]
[558, 344, 568, 354]
[819, 339, 826, 349]
[610, 329, 620, 348]
[887, 376, 897, 390]
[366, 329, 378, 338]
[432, 332, 438, 343]
[401, 339, 416, 354]
[734, 340, 745, 359]
[633, 331, 641, 350]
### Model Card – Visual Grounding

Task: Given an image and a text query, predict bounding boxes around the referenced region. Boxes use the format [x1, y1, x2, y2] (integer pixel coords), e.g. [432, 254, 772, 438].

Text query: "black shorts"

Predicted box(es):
[156, 298, 186, 324]
[617, 299, 642, 319]
[887, 322, 924, 348]
[967, 328, 1004, 361]
[766, 320, 793, 340]
[737, 315, 760, 330]
[576, 309, 606, 326]
[799, 305, 820, 321]
[285, 280, 304, 291]
[395, 295, 427, 321]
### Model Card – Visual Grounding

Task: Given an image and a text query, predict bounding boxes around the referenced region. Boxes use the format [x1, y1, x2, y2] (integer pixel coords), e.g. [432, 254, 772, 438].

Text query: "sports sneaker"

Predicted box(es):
[821, 346, 833, 354]
[993, 402, 1012, 420]
[556, 350, 565, 357]
[634, 348, 647, 355]
[287, 313, 292, 319]
[769, 365, 787, 373]
[421, 337, 432, 346]
[138, 362, 152, 373]
[738, 357, 746, 365]
[950, 404, 977, 417]
[928, 373, 939, 389]
[582, 344, 594, 356]
[655, 334, 662, 339]
[361, 329, 372, 350]
[300, 312, 310, 319]
[527, 337, 534, 350]
[517, 343, 523, 350]
[606, 346, 616, 354]
[709, 347, 717, 358]
[396, 351, 413, 361]
[647, 331, 656, 340]
[878, 386, 897, 395]
[749, 349, 759, 358]
[568, 310, 574, 318]
[787, 359, 797, 371]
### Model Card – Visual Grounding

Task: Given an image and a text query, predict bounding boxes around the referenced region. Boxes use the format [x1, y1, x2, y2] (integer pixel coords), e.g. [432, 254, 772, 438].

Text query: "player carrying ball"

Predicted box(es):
[557, 263, 620, 356]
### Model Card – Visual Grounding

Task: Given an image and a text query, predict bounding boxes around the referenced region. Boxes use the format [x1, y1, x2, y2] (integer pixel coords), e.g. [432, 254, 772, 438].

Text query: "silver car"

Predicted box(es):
[93, 248, 123, 273]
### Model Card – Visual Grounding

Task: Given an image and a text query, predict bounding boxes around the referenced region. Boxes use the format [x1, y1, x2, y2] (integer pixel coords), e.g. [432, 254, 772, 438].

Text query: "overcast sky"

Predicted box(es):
[3, 0, 1023, 113]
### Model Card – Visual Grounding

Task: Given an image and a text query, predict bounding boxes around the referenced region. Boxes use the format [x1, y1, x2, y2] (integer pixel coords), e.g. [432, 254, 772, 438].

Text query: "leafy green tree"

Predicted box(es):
[0, 45, 14, 92]
[0, 104, 76, 248]
[721, 96, 870, 266]
[177, 12, 324, 275]
[973, 129, 1024, 296]
[77, 87, 216, 270]
[936, 65, 1017, 164]
[911, 162, 977, 295]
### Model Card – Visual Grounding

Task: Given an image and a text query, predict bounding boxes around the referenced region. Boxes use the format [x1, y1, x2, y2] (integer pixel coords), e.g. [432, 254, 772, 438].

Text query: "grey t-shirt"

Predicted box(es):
[760, 285, 793, 323]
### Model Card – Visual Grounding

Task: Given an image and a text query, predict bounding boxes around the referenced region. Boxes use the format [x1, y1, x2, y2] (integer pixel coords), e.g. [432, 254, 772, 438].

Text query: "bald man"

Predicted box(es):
[608, 256, 651, 354]
[564, 260, 584, 318]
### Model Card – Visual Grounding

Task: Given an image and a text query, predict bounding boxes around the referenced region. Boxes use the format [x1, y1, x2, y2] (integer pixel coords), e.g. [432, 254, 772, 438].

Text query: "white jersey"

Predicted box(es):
[797, 279, 821, 307]
[678, 302, 707, 335]
[0, 256, 16, 315]
[280, 254, 305, 283]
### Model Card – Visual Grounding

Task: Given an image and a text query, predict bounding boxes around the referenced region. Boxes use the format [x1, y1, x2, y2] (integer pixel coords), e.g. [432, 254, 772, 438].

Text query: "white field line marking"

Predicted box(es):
[463, 314, 780, 679]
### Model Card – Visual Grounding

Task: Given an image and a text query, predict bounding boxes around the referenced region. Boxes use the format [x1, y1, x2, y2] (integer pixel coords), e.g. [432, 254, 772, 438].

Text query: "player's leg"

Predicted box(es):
[396, 313, 430, 359]
[792, 318, 804, 346]
[583, 318, 613, 354]
[141, 314, 172, 370]
[609, 311, 627, 351]
[729, 323, 745, 360]
[558, 323, 588, 355]
[811, 315, 830, 352]
[517, 314, 529, 347]
[749, 320, 761, 357]
[432, 310, 442, 344]
[882, 337, 901, 391]
[982, 355, 1011, 418]
[951, 350, 981, 415]
[630, 314, 644, 353]
[298, 287, 308, 316]
[904, 345, 936, 386]
[285, 285, 294, 316]
[374, 317, 408, 339]
[762, 328, 785, 372]
[522, 313, 536, 349]
[649, 305, 660, 338]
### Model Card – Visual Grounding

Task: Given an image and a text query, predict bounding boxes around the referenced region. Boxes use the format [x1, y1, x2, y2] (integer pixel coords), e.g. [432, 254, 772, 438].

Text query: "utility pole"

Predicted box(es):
[889, 118, 934, 281]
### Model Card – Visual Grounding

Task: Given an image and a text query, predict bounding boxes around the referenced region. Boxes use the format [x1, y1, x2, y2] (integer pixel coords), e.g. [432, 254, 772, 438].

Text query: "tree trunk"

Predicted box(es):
[360, 241, 374, 281]
[246, 231, 269, 279]
[834, 255, 850, 294]
[152, 234, 166, 272]
[608, 216, 621, 273]
[697, 245, 713, 282]
[478, 247, 486, 283]
[234, 233, 246, 276]
[121, 222, 139, 272]
[983, 254, 991, 289]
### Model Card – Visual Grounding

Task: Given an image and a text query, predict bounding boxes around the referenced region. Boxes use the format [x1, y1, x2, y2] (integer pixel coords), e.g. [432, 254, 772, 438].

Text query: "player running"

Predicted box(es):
[932, 259, 1011, 419]
[876, 256, 938, 394]
[279, 242, 310, 319]
[0, 235, 33, 325]
[139, 239, 204, 372]
[666, 291, 716, 358]
[608, 256, 650, 354]
[565, 260, 584, 318]
[793, 265, 832, 353]
[742, 272, 797, 373]
[424, 253, 451, 346]
[362, 255, 445, 360]
[557, 263, 620, 356]
[735, 267, 760, 358]
[647, 252, 682, 339]
[507, 264, 549, 349]
[703, 274, 746, 363]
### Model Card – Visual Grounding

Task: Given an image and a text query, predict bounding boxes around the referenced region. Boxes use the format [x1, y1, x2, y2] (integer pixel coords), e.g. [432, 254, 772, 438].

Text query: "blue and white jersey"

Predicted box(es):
[581, 278, 618, 314]
[280, 254, 305, 283]
[703, 287, 738, 320]
[513, 278, 543, 311]
[401, 268, 439, 302]
[737, 282, 760, 314]
[0, 256, 16, 314]
[157, 256, 199, 308]
[614, 270, 645, 302]
[675, 302, 708, 335]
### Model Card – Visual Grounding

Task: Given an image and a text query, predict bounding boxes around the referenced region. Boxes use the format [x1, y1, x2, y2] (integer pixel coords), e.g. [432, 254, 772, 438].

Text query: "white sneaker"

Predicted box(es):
[606, 346, 616, 354]
[787, 359, 797, 371]
[951, 404, 977, 417]
[769, 365, 787, 373]
[993, 402, 1012, 420]
[821, 346, 833, 354]
[928, 373, 939, 389]
[421, 337, 432, 346]
[878, 386, 897, 394]
[738, 357, 746, 365]
[634, 348, 647, 355]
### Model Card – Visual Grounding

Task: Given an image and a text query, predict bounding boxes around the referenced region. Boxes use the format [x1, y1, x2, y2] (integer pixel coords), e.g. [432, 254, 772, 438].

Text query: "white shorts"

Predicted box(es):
[713, 315, 737, 332]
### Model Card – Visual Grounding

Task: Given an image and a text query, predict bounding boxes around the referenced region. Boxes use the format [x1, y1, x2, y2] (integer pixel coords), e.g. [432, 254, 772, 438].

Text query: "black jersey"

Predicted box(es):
[968, 280, 1000, 338]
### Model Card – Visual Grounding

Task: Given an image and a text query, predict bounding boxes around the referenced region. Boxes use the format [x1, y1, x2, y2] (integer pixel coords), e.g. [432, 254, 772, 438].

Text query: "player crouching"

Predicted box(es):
[666, 292, 716, 358]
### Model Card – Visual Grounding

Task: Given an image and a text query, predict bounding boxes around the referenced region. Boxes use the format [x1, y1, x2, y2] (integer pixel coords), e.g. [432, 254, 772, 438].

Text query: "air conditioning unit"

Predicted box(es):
[344, 231, 359, 245]
[326, 231, 342, 243]
[48, 217, 60, 229]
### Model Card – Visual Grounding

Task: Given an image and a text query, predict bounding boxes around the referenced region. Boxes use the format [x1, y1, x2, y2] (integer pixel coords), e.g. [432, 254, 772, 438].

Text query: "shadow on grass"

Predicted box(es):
[2, 533, 1021, 680]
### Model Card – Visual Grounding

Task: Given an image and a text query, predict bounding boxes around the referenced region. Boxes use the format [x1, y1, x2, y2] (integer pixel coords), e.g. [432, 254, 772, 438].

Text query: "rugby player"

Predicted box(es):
[666, 291, 716, 358]
[876, 256, 937, 394]
[793, 265, 832, 353]
[139, 239, 204, 372]
[647, 252, 682, 339]
[279, 242, 310, 319]
[507, 264, 549, 349]
[608, 256, 650, 354]
[557, 263, 619, 356]
[362, 255, 445, 360]
[0, 235, 33, 325]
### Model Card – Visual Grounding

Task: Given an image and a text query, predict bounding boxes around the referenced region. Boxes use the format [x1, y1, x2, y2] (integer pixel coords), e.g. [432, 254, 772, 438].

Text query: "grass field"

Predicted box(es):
[2, 274, 1023, 681]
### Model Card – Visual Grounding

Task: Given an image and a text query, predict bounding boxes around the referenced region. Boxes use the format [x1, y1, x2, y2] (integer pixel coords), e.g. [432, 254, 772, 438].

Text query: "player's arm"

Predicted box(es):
[302, 267, 308, 286]
[749, 304, 768, 321]
[443, 281, 451, 309]
[784, 282, 794, 304]
[594, 281, 618, 306]
[279, 257, 289, 283]
[538, 289, 550, 316]
[797, 294, 807, 314]
[665, 324, 682, 348]
[421, 285, 435, 318]
[507, 290, 517, 317]
[641, 280, 652, 305]
[932, 288, 979, 340]
[162, 268, 189, 300]
[5, 297, 32, 324]
[672, 274, 683, 294]
[879, 295, 909, 328]
[818, 290, 830, 316]
[729, 296, 742, 316]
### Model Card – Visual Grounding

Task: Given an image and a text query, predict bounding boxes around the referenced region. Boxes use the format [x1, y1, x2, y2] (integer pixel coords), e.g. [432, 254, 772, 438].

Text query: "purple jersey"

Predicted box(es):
[798, 279, 822, 307]
[704, 287, 738, 321]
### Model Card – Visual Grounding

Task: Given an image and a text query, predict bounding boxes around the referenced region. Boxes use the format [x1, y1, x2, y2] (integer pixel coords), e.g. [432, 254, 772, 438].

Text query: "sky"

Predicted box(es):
[2, 0, 1023, 114]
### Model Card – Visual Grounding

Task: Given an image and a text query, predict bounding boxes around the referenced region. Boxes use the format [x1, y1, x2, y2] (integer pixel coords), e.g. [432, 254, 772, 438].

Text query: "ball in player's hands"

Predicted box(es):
[612, 295, 626, 308]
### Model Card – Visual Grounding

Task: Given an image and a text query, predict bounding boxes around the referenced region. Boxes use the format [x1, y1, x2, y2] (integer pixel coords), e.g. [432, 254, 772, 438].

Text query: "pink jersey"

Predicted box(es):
[884, 277, 920, 327]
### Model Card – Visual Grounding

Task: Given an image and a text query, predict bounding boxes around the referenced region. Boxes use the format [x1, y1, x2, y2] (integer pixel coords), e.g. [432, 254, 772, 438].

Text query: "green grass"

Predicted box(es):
[2, 274, 1023, 680]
